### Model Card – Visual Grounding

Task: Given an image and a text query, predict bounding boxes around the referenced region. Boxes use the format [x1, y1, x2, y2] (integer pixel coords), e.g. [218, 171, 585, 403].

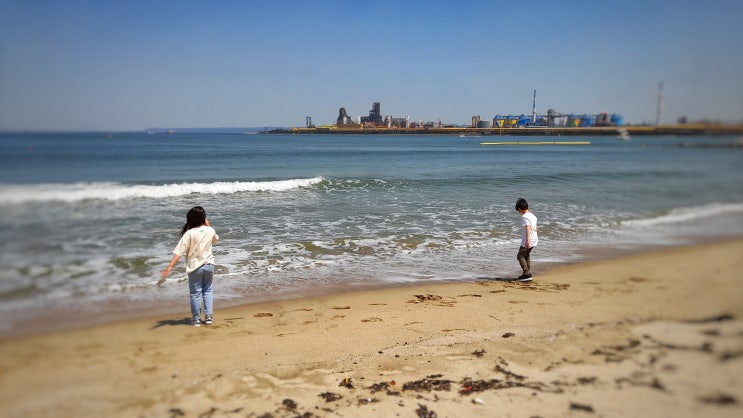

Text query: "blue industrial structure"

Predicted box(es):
[485, 90, 624, 128]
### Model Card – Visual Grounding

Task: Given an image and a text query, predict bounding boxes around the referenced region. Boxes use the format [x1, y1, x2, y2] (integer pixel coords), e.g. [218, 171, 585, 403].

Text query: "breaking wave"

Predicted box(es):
[0, 177, 325, 204]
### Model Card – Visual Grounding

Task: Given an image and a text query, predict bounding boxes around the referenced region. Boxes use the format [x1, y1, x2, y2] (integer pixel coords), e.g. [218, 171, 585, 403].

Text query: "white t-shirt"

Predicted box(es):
[173, 226, 219, 273]
[520, 212, 538, 248]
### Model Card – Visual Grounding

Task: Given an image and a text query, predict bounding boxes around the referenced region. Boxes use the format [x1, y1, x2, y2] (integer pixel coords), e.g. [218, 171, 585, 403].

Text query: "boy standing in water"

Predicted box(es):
[515, 198, 538, 282]
[161, 206, 219, 327]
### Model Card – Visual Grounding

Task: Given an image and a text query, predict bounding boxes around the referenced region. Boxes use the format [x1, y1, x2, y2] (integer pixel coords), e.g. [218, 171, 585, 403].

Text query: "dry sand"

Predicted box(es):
[1, 239, 742, 418]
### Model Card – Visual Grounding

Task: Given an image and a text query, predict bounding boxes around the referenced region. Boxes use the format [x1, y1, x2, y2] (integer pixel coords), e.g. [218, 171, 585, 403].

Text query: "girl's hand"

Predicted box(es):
[162, 255, 180, 279]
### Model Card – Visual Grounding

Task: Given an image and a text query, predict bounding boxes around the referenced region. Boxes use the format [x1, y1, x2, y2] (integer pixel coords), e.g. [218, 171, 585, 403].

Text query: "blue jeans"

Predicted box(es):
[188, 263, 214, 320]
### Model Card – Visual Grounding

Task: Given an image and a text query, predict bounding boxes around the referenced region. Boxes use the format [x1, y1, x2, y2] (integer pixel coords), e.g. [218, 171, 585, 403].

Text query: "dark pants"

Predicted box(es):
[517, 246, 533, 275]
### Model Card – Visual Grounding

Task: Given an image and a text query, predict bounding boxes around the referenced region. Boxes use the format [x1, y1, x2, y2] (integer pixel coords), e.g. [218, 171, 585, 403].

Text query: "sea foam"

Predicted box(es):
[621, 202, 743, 227]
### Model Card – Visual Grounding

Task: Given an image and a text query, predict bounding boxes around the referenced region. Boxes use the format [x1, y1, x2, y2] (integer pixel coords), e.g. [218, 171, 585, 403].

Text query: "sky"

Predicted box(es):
[1, 0, 742, 131]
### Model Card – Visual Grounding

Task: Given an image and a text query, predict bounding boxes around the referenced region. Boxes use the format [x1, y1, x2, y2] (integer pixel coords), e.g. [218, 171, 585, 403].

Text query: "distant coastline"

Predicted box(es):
[3, 123, 742, 137]
[266, 123, 743, 136]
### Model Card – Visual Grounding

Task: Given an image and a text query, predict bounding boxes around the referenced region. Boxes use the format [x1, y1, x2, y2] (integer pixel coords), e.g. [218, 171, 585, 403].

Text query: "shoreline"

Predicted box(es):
[1, 239, 742, 417]
[0, 236, 699, 339]
[1, 235, 732, 339]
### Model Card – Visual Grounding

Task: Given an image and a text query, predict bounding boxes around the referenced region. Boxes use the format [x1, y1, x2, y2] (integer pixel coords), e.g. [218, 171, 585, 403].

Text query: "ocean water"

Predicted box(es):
[1, 132, 742, 334]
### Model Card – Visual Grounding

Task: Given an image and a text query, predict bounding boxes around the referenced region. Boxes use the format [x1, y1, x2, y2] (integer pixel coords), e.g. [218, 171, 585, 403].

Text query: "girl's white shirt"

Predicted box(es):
[173, 226, 219, 273]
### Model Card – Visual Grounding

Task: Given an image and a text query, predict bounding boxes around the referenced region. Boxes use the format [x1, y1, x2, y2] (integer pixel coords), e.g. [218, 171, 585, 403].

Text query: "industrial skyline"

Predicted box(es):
[315, 95, 625, 131]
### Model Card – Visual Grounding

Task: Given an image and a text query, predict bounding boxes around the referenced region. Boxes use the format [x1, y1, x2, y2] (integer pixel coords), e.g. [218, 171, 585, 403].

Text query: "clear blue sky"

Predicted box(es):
[1, 0, 742, 131]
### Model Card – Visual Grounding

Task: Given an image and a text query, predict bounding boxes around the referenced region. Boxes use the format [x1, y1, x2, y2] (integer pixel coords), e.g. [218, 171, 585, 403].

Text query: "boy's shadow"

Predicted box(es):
[150, 317, 192, 329]
[477, 276, 520, 282]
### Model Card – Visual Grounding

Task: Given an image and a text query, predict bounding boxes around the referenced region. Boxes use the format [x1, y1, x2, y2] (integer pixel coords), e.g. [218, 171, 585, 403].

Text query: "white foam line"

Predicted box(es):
[622, 202, 743, 227]
[0, 177, 325, 204]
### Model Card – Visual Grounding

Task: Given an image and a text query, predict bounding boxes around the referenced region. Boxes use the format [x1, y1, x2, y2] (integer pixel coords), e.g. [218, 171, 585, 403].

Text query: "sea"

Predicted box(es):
[1, 132, 742, 335]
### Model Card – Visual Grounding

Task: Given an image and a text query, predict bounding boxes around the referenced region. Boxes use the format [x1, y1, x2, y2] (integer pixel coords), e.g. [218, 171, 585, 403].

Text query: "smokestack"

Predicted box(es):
[656, 81, 664, 126]
[532, 90, 537, 124]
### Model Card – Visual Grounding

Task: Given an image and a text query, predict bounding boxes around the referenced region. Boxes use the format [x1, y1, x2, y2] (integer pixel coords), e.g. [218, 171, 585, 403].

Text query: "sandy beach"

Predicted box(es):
[1, 239, 742, 418]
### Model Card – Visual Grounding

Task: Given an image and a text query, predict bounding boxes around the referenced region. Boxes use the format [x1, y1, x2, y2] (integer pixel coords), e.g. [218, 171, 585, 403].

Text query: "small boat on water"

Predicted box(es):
[617, 128, 630, 140]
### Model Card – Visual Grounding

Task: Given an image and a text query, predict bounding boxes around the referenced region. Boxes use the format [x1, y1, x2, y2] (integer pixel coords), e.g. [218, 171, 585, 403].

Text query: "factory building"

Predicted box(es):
[542, 110, 624, 128]
[390, 117, 409, 128]
[336, 102, 410, 128]
[486, 111, 623, 128]
[482, 91, 624, 128]
[361, 102, 383, 126]
[336, 107, 352, 125]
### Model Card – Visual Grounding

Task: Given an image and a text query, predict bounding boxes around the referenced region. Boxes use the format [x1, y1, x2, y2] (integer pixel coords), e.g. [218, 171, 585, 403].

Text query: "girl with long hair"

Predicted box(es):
[161, 206, 220, 326]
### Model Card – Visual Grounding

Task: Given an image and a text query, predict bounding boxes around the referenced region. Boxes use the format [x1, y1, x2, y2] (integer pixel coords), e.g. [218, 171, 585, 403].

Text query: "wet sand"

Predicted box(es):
[1, 239, 742, 417]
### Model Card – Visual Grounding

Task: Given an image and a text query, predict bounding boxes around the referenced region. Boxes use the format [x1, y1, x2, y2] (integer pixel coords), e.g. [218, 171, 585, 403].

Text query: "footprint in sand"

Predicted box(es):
[407, 294, 456, 307]
[409, 294, 442, 303]
[511, 282, 570, 292]
[140, 366, 158, 374]
[362, 317, 383, 323]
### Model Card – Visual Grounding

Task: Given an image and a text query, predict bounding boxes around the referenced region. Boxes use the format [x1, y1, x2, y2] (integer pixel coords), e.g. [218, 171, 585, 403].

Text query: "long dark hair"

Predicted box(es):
[181, 206, 206, 236]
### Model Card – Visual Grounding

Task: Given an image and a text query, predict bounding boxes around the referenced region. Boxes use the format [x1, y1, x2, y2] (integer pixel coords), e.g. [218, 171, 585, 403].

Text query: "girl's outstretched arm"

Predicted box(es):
[161, 254, 181, 278]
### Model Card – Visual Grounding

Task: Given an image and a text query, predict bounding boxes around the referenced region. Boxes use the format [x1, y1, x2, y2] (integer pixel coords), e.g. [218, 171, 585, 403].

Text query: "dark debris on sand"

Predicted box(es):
[699, 394, 738, 405]
[591, 338, 641, 362]
[459, 376, 558, 395]
[367, 381, 401, 396]
[197, 407, 218, 418]
[318, 392, 343, 402]
[168, 408, 185, 418]
[338, 377, 354, 389]
[403, 375, 452, 392]
[460, 378, 511, 395]
[357, 397, 379, 405]
[720, 349, 743, 362]
[281, 399, 297, 410]
[570, 402, 595, 413]
[415, 403, 438, 418]
[683, 314, 735, 324]
[410, 294, 442, 302]
[494, 364, 526, 381]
